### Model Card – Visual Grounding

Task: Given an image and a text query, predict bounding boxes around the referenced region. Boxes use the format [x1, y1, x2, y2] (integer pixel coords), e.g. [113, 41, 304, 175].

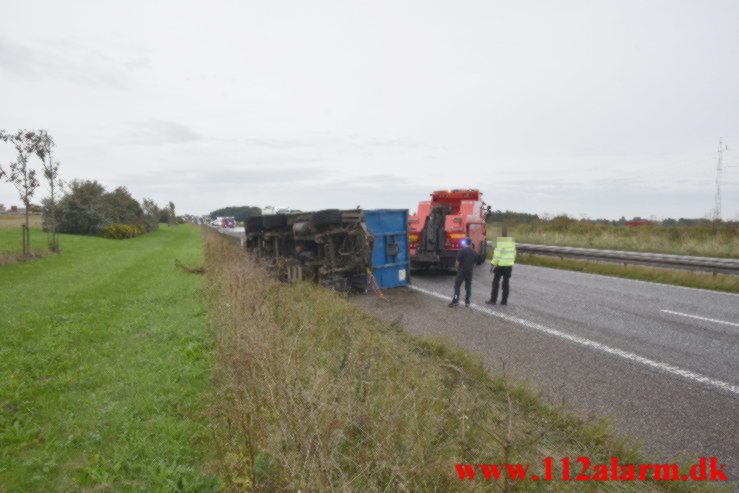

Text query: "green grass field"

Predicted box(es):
[0, 226, 217, 491]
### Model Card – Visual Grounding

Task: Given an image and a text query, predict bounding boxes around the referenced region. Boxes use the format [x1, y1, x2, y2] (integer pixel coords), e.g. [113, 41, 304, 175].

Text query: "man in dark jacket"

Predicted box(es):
[449, 238, 477, 307]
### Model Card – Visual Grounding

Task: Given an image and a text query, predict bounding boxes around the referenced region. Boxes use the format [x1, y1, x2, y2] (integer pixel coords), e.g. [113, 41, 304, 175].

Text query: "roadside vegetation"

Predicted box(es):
[487, 216, 738, 258]
[49, 179, 169, 237]
[204, 228, 717, 492]
[0, 225, 217, 491]
[518, 254, 739, 293]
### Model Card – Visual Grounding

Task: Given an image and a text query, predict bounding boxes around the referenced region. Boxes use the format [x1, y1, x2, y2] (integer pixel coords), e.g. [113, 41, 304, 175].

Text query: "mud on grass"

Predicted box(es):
[204, 227, 722, 492]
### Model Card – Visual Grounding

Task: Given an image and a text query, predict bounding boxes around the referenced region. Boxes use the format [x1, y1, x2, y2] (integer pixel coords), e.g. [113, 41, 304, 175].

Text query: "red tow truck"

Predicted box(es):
[408, 189, 489, 270]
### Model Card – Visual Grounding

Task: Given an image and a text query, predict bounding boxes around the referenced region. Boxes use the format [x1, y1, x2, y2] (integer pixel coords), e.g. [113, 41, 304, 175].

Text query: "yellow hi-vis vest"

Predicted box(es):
[491, 237, 516, 267]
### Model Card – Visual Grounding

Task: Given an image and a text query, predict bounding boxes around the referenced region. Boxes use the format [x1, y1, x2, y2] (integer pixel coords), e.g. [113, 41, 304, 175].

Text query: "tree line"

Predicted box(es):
[0, 129, 177, 256]
[209, 206, 261, 222]
[487, 209, 736, 227]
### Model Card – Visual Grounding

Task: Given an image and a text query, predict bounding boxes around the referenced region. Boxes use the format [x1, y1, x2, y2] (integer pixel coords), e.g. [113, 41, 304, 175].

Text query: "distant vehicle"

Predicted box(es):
[210, 216, 235, 228]
[408, 189, 488, 270]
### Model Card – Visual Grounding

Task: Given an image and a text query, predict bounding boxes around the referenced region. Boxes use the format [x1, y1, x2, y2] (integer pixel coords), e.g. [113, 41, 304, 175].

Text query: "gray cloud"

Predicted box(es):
[123, 165, 328, 189]
[0, 36, 131, 87]
[116, 120, 202, 146]
[330, 173, 410, 189]
[241, 138, 312, 150]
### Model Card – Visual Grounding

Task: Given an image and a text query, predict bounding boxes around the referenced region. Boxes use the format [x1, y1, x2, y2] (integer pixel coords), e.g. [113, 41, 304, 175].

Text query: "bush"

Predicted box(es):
[101, 223, 137, 240]
[50, 180, 162, 236]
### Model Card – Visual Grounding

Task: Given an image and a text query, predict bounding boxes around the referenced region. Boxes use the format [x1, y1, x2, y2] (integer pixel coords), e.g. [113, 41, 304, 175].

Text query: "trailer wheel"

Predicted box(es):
[245, 215, 264, 232]
[263, 214, 288, 230]
[311, 209, 342, 226]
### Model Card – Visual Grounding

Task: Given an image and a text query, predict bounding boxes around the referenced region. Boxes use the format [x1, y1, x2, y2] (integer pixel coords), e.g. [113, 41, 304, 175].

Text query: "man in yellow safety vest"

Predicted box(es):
[486, 236, 516, 305]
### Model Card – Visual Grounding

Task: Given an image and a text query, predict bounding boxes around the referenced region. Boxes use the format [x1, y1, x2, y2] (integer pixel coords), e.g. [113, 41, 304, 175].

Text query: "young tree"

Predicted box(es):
[32, 130, 63, 251]
[141, 198, 161, 232]
[0, 129, 41, 257]
[167, 201, 176, 227]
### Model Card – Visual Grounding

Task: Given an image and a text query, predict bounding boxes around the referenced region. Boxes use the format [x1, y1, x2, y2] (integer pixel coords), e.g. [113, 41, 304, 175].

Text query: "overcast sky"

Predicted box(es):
[1, 0, 738, 219]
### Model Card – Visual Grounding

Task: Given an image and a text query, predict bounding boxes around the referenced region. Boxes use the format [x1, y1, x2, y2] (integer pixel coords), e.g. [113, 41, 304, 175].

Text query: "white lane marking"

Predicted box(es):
[661, 309, 739, 328]
[409, 284, 739, 397]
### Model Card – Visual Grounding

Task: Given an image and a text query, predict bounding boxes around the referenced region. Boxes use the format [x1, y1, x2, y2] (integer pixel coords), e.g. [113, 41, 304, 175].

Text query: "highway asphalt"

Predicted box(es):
[351, 264, 739, 480]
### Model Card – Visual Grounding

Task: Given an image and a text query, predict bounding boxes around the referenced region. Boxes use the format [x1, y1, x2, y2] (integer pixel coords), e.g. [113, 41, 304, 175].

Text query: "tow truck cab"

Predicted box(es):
[408, 189, 487, 270]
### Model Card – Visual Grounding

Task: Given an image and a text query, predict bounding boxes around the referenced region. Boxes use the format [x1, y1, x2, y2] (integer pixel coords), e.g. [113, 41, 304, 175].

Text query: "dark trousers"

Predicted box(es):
[491, 266, 512, 303]
[453, 269, 473, 304]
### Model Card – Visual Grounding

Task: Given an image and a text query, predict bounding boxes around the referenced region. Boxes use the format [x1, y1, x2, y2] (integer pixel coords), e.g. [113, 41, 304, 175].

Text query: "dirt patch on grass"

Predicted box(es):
[0, 249, 54, 266]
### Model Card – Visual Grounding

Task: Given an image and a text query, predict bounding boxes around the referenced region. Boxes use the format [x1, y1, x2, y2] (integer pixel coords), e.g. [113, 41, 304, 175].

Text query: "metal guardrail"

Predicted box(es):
[486, 241, 739, 275]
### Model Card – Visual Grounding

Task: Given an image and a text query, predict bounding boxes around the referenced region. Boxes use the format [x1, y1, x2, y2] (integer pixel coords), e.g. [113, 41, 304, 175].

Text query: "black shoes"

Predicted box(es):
[449, 300, 470, 307]
[485, 299, 496, 305]
[501, 300, 507, 305]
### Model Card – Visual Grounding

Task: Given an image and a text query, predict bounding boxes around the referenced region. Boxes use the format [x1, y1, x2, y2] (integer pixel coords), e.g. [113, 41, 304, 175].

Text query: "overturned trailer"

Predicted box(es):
[244, 208, 410, 293]
[245, 209, 374, 292]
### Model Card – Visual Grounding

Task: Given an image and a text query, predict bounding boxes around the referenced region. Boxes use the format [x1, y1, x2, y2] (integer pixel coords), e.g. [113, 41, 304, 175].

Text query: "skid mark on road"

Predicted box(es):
[409, 284, 739, 397]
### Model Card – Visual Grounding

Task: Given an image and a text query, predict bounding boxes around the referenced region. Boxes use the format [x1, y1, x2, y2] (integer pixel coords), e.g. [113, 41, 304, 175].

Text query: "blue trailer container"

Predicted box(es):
[364, 209, 410, 289]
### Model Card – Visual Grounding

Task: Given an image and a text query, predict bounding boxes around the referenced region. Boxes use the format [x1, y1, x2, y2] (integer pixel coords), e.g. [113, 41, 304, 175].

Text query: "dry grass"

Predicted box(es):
[0, 214, 43, 229]
[202, 228, 721, 492]
[488, 220, 739, 258]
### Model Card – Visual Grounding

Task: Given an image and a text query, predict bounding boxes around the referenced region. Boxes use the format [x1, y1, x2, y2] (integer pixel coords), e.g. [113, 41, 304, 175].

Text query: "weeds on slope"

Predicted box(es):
[203, 228, 723, 492]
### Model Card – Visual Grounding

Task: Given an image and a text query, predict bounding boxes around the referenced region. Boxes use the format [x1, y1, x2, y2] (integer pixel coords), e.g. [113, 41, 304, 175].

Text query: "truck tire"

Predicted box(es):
[245, 215, 264, 232]
[477, 240, 487, 265]
[311, 209, 342, 227]
[263, 214, 288, 230]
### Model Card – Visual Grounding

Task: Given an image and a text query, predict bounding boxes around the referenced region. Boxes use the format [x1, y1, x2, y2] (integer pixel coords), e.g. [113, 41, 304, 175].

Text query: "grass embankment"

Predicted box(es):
[487, 220, 738, 258]
[204, 228, 717, 492]
[519, 254, 739, 293]
[0, 226, 217, 491]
